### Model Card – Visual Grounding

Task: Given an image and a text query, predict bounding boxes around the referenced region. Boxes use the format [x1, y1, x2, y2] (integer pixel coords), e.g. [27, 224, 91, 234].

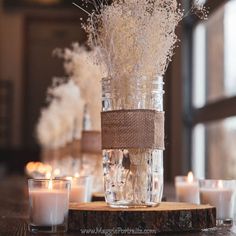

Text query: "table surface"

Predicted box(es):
[0, 176, 235, 236]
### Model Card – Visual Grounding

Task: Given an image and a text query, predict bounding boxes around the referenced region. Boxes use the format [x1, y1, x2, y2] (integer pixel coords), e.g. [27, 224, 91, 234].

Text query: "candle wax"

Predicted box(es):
[176, 182, 200, 204]
[29, 189, 68, 226]
[200, 188, 234, 219]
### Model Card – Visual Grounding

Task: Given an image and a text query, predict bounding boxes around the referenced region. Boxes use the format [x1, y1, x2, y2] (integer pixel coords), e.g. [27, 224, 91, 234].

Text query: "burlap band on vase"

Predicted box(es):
[81, 131, 102, 154]
[101, 109, 165, 150]
[71, 139, 81, 156]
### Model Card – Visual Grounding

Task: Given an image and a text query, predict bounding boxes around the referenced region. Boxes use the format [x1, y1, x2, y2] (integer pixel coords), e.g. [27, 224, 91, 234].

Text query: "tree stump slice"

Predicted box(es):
[69, 202, 216, 234]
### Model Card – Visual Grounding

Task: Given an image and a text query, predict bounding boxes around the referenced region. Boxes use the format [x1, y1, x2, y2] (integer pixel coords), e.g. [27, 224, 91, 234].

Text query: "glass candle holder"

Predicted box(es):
[64, 176, 93, 204]
[175, 172, 200, 204]
[28, 179, 70, 233]
[199, 179, 235, 227]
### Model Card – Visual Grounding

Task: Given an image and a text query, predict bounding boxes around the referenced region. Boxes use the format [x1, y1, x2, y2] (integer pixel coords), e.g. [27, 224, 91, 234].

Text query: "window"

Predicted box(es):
[189, 0, 236, 178]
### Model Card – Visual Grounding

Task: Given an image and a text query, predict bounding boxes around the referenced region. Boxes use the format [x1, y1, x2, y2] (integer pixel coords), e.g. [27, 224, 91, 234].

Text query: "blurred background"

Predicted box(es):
[0, 0, 235, 182]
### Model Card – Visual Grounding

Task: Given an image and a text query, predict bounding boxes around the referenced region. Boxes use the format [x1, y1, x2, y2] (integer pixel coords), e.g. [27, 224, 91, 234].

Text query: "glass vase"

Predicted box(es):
[80, 131, 104, 193]
[102, 76, 164, 208]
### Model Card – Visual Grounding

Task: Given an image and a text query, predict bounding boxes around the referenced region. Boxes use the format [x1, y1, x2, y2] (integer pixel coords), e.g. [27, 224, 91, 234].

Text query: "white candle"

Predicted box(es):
[70, 186, 86, 203]
[29, 189, 69, 226]
[200, 181, 234, 220]
[175, 172, 200, 204]
[65, 176, 90, 203]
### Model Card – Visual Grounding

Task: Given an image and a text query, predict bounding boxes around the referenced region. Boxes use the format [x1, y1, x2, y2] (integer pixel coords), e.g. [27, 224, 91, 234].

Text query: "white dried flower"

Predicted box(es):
[82, 0, 183, 106]
[55, 43, 107, 130]
[37, 79, 84, 148]
[191, 0, 209, 20]
[81, 0, 207, 107]
[85, 0, 182, 78]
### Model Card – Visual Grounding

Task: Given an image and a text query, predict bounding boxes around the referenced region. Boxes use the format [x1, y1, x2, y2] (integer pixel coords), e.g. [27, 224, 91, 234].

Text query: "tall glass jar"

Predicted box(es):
[102, 76, 164, 208]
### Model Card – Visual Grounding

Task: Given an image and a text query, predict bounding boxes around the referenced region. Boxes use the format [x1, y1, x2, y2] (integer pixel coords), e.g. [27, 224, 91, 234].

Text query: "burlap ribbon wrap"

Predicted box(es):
[81, 131, 102, 154]
[101, 109, 165, 150]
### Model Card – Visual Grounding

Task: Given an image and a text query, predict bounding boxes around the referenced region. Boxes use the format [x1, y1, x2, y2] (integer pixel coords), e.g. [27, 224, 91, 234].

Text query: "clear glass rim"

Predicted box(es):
[101, 76, 165, 83]
[199, 179, 236, 182]
[175, 176, 199, 183]
[55, 175, 92, 180]
[199, 179, 236, 189]
[28, 178, 71, 184]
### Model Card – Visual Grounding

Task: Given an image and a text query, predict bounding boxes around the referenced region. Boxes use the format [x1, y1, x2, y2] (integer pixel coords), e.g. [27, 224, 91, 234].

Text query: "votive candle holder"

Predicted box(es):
[28, 179, 70, 233]
[199, 179, 235, 227]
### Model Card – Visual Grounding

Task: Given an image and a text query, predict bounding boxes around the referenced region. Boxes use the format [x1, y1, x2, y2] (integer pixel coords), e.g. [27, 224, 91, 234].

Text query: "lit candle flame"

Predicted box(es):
[25, 162, 52, 178]
[53, 168, 61, 177]
[48, 179, 53, 190]
[45, 172, 52, 179]
[65, 176, 73, 181]
[187, 172, 194, 183]
[74, 173, 79, 178]
[218, 180, 223, 188]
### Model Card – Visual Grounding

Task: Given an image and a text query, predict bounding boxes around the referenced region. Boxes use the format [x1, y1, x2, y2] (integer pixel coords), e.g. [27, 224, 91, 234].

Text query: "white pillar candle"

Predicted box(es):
[200, 181, 234, 220]
[175, 172, 200, 204]
[29, 189, 69, 226]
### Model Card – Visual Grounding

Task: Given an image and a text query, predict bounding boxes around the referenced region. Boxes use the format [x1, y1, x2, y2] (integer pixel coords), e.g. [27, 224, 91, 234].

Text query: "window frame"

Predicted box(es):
[183, 0, 235, 175]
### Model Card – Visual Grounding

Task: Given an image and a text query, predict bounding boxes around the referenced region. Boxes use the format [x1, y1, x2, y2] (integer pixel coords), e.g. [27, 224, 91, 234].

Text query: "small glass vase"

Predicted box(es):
[102, 76, 164, 208]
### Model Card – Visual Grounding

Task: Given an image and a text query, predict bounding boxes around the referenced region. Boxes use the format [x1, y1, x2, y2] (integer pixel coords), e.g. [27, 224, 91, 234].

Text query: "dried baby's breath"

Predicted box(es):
[37, 79, 85, 149]
[80, 0, 208, 102]
[191, 0, 209, 20]
[84, 0, 183, 83]
[80, 0, 184, 106]
[55, 43, 107, 130]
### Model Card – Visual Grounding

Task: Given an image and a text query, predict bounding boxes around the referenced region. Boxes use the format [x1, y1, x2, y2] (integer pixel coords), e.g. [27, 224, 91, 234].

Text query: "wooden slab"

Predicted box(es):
[69, 202, 216, 233]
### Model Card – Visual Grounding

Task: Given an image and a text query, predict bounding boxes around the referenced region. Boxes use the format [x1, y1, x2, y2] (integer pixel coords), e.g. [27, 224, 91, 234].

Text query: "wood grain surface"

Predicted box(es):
[69, 202, 216, 233]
